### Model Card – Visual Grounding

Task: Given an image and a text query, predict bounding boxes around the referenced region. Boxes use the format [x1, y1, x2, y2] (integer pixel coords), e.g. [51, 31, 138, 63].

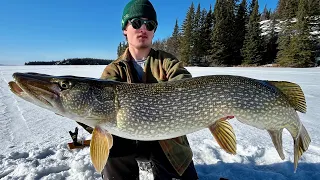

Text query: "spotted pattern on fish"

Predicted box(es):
[9, 72, 311, 172]
[101, 75, 301, 140]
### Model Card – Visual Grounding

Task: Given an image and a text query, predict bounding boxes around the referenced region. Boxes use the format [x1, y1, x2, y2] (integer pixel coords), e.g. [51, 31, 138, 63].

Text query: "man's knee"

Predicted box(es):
[102, 154, 139, 180]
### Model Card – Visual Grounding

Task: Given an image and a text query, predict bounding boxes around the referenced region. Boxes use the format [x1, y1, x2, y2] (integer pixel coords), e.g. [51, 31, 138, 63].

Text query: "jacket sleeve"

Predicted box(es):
[100, 63, 124, 81]
[162, 57, 192, 81]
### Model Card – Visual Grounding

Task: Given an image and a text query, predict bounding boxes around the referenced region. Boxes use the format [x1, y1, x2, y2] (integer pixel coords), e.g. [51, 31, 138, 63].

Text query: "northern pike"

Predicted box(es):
[8, 72, 311, 173]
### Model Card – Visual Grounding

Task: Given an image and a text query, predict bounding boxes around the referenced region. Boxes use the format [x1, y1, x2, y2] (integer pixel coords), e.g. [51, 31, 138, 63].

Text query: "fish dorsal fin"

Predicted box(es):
[267, 81, 307, 113]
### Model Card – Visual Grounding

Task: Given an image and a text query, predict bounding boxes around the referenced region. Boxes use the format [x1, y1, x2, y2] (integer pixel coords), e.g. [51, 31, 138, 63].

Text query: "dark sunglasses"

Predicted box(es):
[129, 18, 157, 31]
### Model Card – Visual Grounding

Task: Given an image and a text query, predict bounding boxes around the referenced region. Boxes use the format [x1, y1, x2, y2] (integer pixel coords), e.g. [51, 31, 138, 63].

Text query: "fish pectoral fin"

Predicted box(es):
[90, 126, 113, 173]
[267, 129, 285, 160]
[209, 116, 236, 155]
[293, 124, 311, 172]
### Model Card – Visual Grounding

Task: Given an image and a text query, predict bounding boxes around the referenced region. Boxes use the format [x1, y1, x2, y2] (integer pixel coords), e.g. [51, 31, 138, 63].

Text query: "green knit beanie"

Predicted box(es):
[121, 0, 157, 30]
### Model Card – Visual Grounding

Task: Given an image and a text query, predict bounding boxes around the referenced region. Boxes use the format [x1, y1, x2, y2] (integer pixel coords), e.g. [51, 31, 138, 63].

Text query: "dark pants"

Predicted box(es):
[101, 135, 198, 180]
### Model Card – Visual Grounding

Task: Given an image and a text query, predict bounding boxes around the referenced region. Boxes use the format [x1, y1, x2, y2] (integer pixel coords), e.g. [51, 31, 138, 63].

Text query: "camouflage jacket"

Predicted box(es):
[100, 48, 193, 176]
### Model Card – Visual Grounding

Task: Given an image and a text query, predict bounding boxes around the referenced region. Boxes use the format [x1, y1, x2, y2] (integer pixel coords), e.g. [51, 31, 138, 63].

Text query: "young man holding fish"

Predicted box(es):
[9, 0, 311, 177]
[99, 0, 199, 179]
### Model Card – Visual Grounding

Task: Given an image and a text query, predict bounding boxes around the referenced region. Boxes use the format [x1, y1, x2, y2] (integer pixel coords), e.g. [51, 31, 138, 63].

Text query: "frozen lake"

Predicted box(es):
[0, 65, 319, 180]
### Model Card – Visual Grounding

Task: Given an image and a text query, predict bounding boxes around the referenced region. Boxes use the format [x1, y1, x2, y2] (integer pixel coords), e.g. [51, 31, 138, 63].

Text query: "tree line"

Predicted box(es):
[118, 0, 320, 67]
[25, 58, 113, 65]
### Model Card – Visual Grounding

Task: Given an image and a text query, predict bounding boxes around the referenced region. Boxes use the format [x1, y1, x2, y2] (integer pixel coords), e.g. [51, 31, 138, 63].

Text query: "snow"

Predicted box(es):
[0, 65, 320, 180]
[260, 18, 320, 38]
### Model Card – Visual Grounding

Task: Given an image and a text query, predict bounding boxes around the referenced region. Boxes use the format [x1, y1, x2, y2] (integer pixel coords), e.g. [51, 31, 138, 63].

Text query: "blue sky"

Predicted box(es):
[0, 0, 278, 65]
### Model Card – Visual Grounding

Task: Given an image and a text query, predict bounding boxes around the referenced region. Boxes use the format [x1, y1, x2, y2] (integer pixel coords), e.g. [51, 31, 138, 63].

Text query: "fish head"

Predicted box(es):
[9, 72, 117, 127]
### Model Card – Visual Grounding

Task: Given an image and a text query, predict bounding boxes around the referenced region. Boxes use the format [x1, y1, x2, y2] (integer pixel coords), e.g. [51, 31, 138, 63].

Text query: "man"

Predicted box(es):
[99, 0, 198, 179]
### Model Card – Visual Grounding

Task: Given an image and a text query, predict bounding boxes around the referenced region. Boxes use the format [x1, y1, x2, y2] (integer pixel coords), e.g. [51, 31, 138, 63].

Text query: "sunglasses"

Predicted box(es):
[129, 18, 157, 31]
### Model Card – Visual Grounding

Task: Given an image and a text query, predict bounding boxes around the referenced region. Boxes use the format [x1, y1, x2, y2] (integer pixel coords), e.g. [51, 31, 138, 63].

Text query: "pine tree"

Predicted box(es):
[117, 41, 128, 57]
[260, 5, 271, 21]
[198, 8, 207, 57]
[167, 19, 181, 59]
[209, 0, 236, 66]
[234, 0, 247, 65]
[276, 0, 286, 19]
[276, 0, 299, 19]
[203, 5, 213, 56]
[264, 17, 279, 64]
[192, 3, 202, 65]
[180, 2, 195, 65]
[307, 0, 320, 16]
[266, 9, 271, 20]
[241, 0, 265, 65]
[288, 0, 299, 18]
[276, 0, 314, 67]
[295, 0, 314, 67]
[276, 19, 293, 66]
[195, 5, 213, 66]
[117, 42, 122, 57]
[248, 0, 256, 18]
[152, 39, 167, 51]
[307, 0, 320, 42]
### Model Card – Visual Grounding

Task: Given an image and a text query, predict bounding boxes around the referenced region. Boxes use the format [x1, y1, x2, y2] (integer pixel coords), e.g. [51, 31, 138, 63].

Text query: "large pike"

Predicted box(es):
[8, 72, 310, 173]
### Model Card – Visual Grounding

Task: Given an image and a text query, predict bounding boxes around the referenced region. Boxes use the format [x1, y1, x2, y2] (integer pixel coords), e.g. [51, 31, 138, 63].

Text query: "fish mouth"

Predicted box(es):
[9, 73, 62, 108]
[8, 81, 24, 96]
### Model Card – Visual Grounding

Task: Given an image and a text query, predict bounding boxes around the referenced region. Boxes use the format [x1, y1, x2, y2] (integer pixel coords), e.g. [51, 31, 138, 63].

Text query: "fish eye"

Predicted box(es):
[59, 81, 71, 89]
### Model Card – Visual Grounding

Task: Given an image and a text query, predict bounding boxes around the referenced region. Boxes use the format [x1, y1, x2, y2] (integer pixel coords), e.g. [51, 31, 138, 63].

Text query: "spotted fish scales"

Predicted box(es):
[111, 75, 300, 140]
[8, 72, 310, 173]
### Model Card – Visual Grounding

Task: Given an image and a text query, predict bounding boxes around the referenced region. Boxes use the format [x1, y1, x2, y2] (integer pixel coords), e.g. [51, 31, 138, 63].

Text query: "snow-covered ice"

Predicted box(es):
[0, 65, 319, 180]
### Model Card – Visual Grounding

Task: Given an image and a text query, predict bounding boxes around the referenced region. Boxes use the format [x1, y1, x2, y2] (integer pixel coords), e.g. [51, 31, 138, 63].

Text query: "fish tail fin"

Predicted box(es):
[267, 128, 285, 160]
[293, 124, 311, 172]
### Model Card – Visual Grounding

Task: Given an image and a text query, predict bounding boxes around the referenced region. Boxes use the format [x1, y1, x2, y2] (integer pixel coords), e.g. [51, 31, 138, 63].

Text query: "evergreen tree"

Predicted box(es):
[196, 5, 213, 66]
[241, 0, 264, 65]
[276, 0, 314, 67]
[180, 2, 195, 65]
[209, 0, 236, 66]
[276, 0, 299, 19]
[288, 0, 299, 18]
[198, 8, 207, 57]
[276, 0, 286, 19]
[307, 0, 320, 42]
[276, 19, 294, 66]
[234, 0, 247, 65]
[192, 3, 202, 65]
[167, 19, 181, 59]
[260, 5, 271, 21]
[152, 38, 167, 51]
[307, 0, 320, 16]
[203, 5, 213, 56]
[264, 17, 279, 64]
[117, 42, 122, 57]
[248, 0, 256, 17]
[294, 0, 314, 67]
[117, 41, 128, 57]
